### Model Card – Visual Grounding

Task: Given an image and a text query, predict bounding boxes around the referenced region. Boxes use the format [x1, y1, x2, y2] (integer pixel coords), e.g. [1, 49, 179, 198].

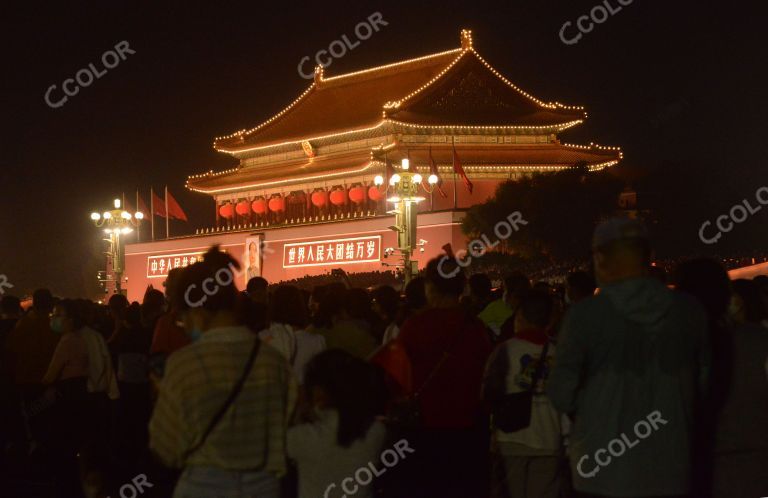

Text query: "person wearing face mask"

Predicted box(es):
[42, 299, 91, 498]
[149, 245, 298, 498]
[710, 279, 768, 498]
[43, 300, 90, 389]
[548, 218, 709, 498]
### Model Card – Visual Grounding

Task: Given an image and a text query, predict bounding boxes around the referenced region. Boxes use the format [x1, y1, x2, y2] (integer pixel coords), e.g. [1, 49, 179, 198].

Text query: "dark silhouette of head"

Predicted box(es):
[566, 271, 596, 303]
[731, 279, 767, 324]
[673, 258, 731, 324]
[304, 349, 386, 448]
[1, 295, 22, 319]
[371, 285, 399, 322]
[269, 285, 309, 328]
[468, 273, 492, 303]
[424, 256, 466, 306]
[246, 276, 269, 305]
[32, 288, 54, 314]
[515, 289, 554, 331]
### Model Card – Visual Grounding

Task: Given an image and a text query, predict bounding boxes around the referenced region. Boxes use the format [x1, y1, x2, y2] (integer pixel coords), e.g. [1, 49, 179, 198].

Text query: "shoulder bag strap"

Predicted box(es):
[528, 340, 550, 393]
[183, 337, 262, 461]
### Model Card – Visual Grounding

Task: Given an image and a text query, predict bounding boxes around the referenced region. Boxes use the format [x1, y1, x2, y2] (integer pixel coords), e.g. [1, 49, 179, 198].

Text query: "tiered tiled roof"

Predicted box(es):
[189, 29, 621, 194]
[213, 30, 586, 153]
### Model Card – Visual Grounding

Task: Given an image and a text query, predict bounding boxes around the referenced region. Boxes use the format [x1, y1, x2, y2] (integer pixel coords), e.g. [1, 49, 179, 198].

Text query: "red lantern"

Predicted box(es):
[268, 196, 285, 212]
[368, 186, 383, 201]
[219, 203, 234, 218]
[235, 200, 250, 216]
[349, 186, 366, 204]
[251, 198, 267, 214]
[311, 191, 327, 207]
[330, 189, 347, 206]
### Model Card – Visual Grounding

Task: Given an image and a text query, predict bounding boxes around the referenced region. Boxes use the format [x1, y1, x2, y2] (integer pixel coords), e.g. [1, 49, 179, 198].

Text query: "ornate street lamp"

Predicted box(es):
[90, 198, 143, 295]
[374, 159, 439, 284]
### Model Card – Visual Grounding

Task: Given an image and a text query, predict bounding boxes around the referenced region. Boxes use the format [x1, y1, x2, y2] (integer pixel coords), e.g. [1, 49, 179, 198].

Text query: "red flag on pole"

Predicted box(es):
[126, 193, 149, 215]
[423, 147, 448, 198]
[137, 192, 149, 216]
[452, 142, 473, 194]
[152, 190, 167, 218]
[166, 189, 188, 222]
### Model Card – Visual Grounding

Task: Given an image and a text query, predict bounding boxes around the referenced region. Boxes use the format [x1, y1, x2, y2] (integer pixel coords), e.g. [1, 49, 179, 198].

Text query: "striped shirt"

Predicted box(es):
[149, 326, 297, 474]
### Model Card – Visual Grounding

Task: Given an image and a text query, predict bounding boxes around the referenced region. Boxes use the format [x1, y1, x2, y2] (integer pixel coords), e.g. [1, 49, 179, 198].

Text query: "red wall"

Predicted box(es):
[124, 211, 466, 302]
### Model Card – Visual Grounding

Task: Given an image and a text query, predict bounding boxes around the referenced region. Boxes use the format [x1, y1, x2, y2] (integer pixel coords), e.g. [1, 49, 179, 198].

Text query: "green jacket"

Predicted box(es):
[548, 277, 709, 497]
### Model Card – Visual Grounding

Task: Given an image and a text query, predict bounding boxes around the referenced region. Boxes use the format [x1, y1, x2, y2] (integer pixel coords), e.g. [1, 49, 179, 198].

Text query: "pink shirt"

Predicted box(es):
[43, 331, 89, 383]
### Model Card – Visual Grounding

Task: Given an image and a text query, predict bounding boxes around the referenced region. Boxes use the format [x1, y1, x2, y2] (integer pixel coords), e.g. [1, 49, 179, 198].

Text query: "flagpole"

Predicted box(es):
[430, 185, 434, 212]
[150, 187, 155, 241]
[383, 151, 388, 216]
[452, 137, 458, 209]
[428, 147, 434, 212]
[165, 186, 170, 239]
[136, 189, 141, 243]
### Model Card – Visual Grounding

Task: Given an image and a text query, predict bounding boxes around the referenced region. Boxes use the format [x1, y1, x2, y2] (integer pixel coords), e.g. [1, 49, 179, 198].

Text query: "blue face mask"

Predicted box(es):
[50, 316, 65, 334]
[187, 328, 203, 342]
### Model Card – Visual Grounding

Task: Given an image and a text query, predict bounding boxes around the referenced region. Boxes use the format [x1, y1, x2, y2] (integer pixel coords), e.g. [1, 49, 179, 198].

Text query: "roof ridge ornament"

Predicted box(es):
[460, 29, 473, 49]
[314, 65, 324, 84]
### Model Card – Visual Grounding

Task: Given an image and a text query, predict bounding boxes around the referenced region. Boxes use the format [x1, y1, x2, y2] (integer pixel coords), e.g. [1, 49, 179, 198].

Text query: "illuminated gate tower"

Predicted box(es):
[123, 29, 622, 301]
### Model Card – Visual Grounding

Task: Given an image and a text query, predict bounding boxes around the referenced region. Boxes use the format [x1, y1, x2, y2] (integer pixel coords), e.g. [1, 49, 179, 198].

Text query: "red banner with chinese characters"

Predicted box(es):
[147, 252, 205, 278]
[283, 235, 381, 268]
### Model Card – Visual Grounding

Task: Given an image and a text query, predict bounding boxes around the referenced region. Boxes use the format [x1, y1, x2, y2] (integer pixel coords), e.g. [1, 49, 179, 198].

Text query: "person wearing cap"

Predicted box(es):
[547, 217, 709, 498]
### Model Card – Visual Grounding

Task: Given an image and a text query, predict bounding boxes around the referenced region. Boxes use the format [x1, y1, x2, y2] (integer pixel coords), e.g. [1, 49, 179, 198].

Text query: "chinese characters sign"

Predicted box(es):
[147, 252, 205, 278]
[283, 236, 381, 268]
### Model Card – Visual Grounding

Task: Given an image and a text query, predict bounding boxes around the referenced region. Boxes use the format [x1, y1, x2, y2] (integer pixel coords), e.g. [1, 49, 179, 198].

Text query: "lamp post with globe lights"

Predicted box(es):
[373, 159, 439, 284]
[90, 198, 144, 295]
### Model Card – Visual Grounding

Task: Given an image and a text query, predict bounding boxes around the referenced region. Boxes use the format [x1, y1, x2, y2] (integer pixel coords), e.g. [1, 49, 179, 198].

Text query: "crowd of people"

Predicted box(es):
[1, 217, 767, 498]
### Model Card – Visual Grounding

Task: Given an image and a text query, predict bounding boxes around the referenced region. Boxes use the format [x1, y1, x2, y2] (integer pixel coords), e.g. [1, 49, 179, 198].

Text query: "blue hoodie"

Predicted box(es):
[548, 277, 709, 497]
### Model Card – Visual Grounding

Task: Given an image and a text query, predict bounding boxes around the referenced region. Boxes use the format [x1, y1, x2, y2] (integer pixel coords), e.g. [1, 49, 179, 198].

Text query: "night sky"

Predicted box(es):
[2, 0, 766, 298]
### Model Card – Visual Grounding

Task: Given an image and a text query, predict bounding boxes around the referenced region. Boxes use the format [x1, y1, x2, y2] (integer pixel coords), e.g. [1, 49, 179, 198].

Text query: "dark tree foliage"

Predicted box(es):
[461, 164, 624, 262]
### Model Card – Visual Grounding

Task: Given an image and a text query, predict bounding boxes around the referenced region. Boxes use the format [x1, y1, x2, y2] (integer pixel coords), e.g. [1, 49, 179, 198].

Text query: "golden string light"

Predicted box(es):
[191, 28, 623, 200]
[213, 28, 587, 154]
[388, 119, 584, 133]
